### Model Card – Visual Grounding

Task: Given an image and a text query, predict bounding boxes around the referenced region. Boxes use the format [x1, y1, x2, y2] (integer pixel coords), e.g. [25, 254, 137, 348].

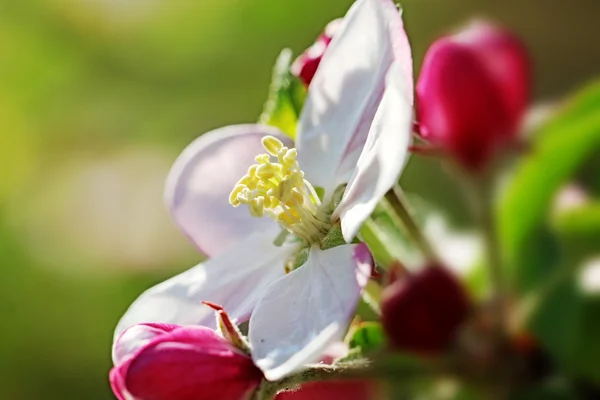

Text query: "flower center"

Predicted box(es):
[229, 136, 331, 244]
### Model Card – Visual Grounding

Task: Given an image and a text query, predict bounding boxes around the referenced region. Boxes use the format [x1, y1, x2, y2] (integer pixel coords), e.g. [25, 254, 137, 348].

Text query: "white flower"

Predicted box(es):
[114, 0, 413, 381]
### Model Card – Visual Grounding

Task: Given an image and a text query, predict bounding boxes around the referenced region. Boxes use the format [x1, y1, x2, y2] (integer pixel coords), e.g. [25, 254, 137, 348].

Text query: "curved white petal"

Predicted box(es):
[296, 0, 413, 195]
[334, 62, 413, 242]
[165, 124, 292, 257]
[249, 244, 371, 381]
[112, 323, 177, 365]
[114, 232, 296, 341]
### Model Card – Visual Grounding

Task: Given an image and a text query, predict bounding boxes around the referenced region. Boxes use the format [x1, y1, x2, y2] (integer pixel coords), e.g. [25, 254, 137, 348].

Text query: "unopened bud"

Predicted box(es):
[416, 21, 530, 170]
[291, 19, 343, 86]
[381, 265, 470, 354]
[110, 323, 262, 400]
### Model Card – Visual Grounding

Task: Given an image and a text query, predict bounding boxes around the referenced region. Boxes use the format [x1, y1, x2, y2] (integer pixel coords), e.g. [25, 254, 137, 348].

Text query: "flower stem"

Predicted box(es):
[464, 174, 507, 343]
[477, 182, 505, 307]
[254, 360, 372, 399]
[384, 185, 439, 263]
[360, 218, 397, 268]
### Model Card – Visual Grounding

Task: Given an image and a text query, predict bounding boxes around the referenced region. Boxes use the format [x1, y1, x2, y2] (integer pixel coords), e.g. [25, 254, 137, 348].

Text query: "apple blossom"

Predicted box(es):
[115, 0, 413, 381]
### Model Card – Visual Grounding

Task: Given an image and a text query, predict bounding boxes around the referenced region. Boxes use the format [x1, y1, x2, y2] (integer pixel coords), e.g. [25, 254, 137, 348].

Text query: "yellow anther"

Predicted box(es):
[250, 196, 265, 217]
[256, 163, 278, 180]
[281, 148, 298, 168]
[229, 184, 246, 206]
[238, 175, 254, 187]
[229, 135, 331, 244]
[262, 136, 284, 156]
[238, 187, 254, 204]
[236, 192, 249, 205]
[248, 165, 258, 178]
[288, 170, 304, 187]
[257, 180, 277, 191]
[255, 154, 270, 164]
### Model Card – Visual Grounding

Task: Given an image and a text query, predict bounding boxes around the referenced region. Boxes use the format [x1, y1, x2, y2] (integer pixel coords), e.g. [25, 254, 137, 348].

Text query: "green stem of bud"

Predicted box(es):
[385, 185, 439, 263]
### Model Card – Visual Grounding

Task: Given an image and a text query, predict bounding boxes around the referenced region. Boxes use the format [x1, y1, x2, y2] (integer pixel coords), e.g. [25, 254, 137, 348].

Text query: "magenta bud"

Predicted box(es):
[416, 21, 530, 169]
[291, 19, 342, 86]
[381, 265, 470, 355]
[110, 323, 263, 400]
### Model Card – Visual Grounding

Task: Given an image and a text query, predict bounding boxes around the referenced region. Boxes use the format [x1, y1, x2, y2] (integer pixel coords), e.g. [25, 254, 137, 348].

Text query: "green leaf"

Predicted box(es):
[499, 81, 600, 383]
[531, 276, 600, 384]
[348, 322, 386, 354]
[259, 48, 306, 139]
[552, 202, 600, 254]
[499, 81, 600, 290]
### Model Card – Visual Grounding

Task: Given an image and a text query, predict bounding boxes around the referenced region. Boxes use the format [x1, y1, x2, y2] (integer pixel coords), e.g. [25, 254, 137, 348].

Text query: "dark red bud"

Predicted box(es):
[291, 19, 342, 86]
[416, 21, 530, 170]
[381, 265, 470, 355]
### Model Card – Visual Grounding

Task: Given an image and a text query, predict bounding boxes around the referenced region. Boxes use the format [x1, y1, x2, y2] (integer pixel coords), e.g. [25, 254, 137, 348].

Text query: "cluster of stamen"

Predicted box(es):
[229, 136, 331, 243]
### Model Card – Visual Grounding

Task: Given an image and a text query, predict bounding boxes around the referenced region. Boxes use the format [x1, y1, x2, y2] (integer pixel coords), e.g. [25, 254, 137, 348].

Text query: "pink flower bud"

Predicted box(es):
[416, 21, 530, 169]
[110, 323, 263, 400]
[276, 380, 375, 400]
[291, 19, 342, 86]
[381, 265, 470, 354]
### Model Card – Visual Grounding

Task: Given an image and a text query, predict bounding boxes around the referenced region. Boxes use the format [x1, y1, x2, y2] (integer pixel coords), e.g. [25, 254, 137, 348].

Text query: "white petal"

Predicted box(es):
[112, 323, 175, 365]
[165, 124, 292, 257]
[249, 244, 371, 380]
[334, 62, 413, 242]
[296, 0, 413, 194]
[114, 232, 297, 341]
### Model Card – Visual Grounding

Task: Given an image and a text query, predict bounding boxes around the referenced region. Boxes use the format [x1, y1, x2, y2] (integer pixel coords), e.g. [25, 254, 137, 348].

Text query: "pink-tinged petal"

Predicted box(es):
[115, 232, 297, 340]
[110, 367, 132, 400]
[334, 63, 413, 242]
[276, 380, 375, 400]
[249, 244, 371, 380]
[113, 323, 179, 365]
[296, 0, 413, 195]
[111, 325, 262, 400]
[165, 124, 292, 257]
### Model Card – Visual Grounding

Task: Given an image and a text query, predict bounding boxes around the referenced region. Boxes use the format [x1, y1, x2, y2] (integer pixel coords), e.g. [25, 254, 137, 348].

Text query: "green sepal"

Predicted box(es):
[319, 222, 346, 250]
[259, 48, 306, 139]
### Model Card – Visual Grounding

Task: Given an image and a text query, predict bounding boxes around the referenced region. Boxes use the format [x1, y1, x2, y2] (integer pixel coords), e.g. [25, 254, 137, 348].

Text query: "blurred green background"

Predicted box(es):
[1, 0, 599, 398]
